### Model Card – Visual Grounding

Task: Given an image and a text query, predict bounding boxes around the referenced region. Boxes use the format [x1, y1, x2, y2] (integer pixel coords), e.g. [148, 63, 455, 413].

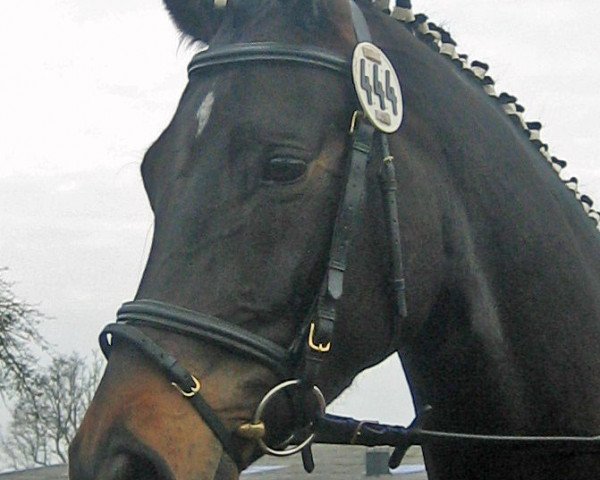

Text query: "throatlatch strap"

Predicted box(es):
[378, 134, 408, 319]
[99, 323, 243, 468]
[292, 113, 374, 473]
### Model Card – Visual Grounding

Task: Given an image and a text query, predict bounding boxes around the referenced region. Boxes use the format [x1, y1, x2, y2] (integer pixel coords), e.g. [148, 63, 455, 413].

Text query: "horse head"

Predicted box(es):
[69, 1, 600, 479]
[69, 2, 402, 479]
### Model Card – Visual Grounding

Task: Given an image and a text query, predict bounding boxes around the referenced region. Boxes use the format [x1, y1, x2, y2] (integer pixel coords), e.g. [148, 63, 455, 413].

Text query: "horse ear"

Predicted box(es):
[163, 0, 226, 42]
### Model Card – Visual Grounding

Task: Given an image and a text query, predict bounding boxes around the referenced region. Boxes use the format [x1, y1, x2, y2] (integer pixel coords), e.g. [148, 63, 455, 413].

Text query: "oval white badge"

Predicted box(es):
[352, 42, 403, 133]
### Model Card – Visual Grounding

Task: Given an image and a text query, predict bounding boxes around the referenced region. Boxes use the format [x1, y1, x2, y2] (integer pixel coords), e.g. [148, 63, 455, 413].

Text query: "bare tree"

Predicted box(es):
[1, 352, 104, 469]
[0, 269, 45, 399]
[1, 396, 51, 468]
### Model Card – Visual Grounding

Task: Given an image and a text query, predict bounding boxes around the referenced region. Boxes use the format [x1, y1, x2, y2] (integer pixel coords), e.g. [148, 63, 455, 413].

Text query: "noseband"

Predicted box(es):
[99, 0, 600, 473]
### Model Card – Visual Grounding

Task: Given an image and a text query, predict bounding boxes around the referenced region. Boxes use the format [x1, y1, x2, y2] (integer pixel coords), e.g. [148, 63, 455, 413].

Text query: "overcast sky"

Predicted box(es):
[1, 0, 599, 449]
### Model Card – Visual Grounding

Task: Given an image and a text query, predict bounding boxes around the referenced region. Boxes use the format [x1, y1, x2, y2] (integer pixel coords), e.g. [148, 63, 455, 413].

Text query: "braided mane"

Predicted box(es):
[374, 0, 600, 231]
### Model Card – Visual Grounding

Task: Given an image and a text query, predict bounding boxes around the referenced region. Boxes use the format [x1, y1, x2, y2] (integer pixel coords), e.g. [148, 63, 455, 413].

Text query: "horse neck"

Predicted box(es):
[372, 18, 600, 437]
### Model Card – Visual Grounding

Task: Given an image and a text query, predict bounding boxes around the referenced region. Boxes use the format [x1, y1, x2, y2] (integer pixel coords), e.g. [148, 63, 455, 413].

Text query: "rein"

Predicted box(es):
[98, 0, 600, 473]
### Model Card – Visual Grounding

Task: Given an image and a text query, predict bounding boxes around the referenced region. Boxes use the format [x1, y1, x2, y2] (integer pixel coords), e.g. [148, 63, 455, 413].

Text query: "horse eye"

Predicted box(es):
[262, 157, 307, 184]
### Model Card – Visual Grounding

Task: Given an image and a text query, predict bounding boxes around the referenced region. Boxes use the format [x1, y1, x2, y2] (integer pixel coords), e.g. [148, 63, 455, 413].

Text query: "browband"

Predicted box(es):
[188, 43, 349, 78]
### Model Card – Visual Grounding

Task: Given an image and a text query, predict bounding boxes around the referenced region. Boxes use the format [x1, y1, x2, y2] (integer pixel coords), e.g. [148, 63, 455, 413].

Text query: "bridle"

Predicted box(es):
[100, 1, 399, 469]
[99, 43, 391, 470]
[99, 0, 600, 473]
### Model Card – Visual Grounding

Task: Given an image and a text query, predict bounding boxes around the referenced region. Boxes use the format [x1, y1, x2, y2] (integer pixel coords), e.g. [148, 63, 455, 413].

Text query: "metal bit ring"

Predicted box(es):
[253, 379, 326, 457]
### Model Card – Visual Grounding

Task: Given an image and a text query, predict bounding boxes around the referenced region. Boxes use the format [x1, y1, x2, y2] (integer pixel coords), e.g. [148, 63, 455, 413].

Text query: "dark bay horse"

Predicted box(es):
[69, 1, 600, 479]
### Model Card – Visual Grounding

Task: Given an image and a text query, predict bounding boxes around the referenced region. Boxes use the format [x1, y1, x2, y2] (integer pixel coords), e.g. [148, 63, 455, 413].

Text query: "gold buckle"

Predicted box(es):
[308, 323, 331, 353]
[172, 375, 201, 398]
[237, 421, 266, 440]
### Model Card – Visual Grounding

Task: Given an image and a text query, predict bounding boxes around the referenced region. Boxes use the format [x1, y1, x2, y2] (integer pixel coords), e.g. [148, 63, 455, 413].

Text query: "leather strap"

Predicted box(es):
[349, 1, 373, 43]
[188, 43, 348, 78]
[99, 323, 242, 467]
[293, 7, 376, 471]
[327, 119, 374, 302]
[302, 115, 374, 384]
[295, 114, 374, 472]
[117, 299, 291, 378]
[314, 410, 600, 469]
[378, 134, 408, 319]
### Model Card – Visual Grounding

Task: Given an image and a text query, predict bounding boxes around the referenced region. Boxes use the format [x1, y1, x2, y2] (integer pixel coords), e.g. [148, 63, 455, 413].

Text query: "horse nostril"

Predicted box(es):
[107, 453, 131, 479]
[103, 452, 172, 480]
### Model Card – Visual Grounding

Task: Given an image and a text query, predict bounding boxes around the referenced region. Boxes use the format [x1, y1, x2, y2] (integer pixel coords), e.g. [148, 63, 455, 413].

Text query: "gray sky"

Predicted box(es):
[1, 0, 599, 448]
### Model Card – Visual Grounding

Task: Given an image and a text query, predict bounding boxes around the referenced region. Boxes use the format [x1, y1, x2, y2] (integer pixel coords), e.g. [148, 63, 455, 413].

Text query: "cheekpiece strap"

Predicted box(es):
[297, 0, 377, 400]
[299, 0, 376, 385]
[350, 0, 373, 43]
[302, 115, 374, 386]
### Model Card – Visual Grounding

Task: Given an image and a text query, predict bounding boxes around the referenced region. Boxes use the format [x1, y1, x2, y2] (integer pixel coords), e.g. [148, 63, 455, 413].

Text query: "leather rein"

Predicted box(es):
[99, 1, 600, 473]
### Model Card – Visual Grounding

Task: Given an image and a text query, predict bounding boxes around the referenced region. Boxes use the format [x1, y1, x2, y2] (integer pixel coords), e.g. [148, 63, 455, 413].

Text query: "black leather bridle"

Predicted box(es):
[99, 0, 600, 473]
[99, 2, 402, 470]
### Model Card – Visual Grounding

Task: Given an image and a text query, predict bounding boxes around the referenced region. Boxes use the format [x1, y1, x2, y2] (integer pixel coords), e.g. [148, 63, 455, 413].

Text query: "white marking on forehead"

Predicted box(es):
[196, 91, 215, 139]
